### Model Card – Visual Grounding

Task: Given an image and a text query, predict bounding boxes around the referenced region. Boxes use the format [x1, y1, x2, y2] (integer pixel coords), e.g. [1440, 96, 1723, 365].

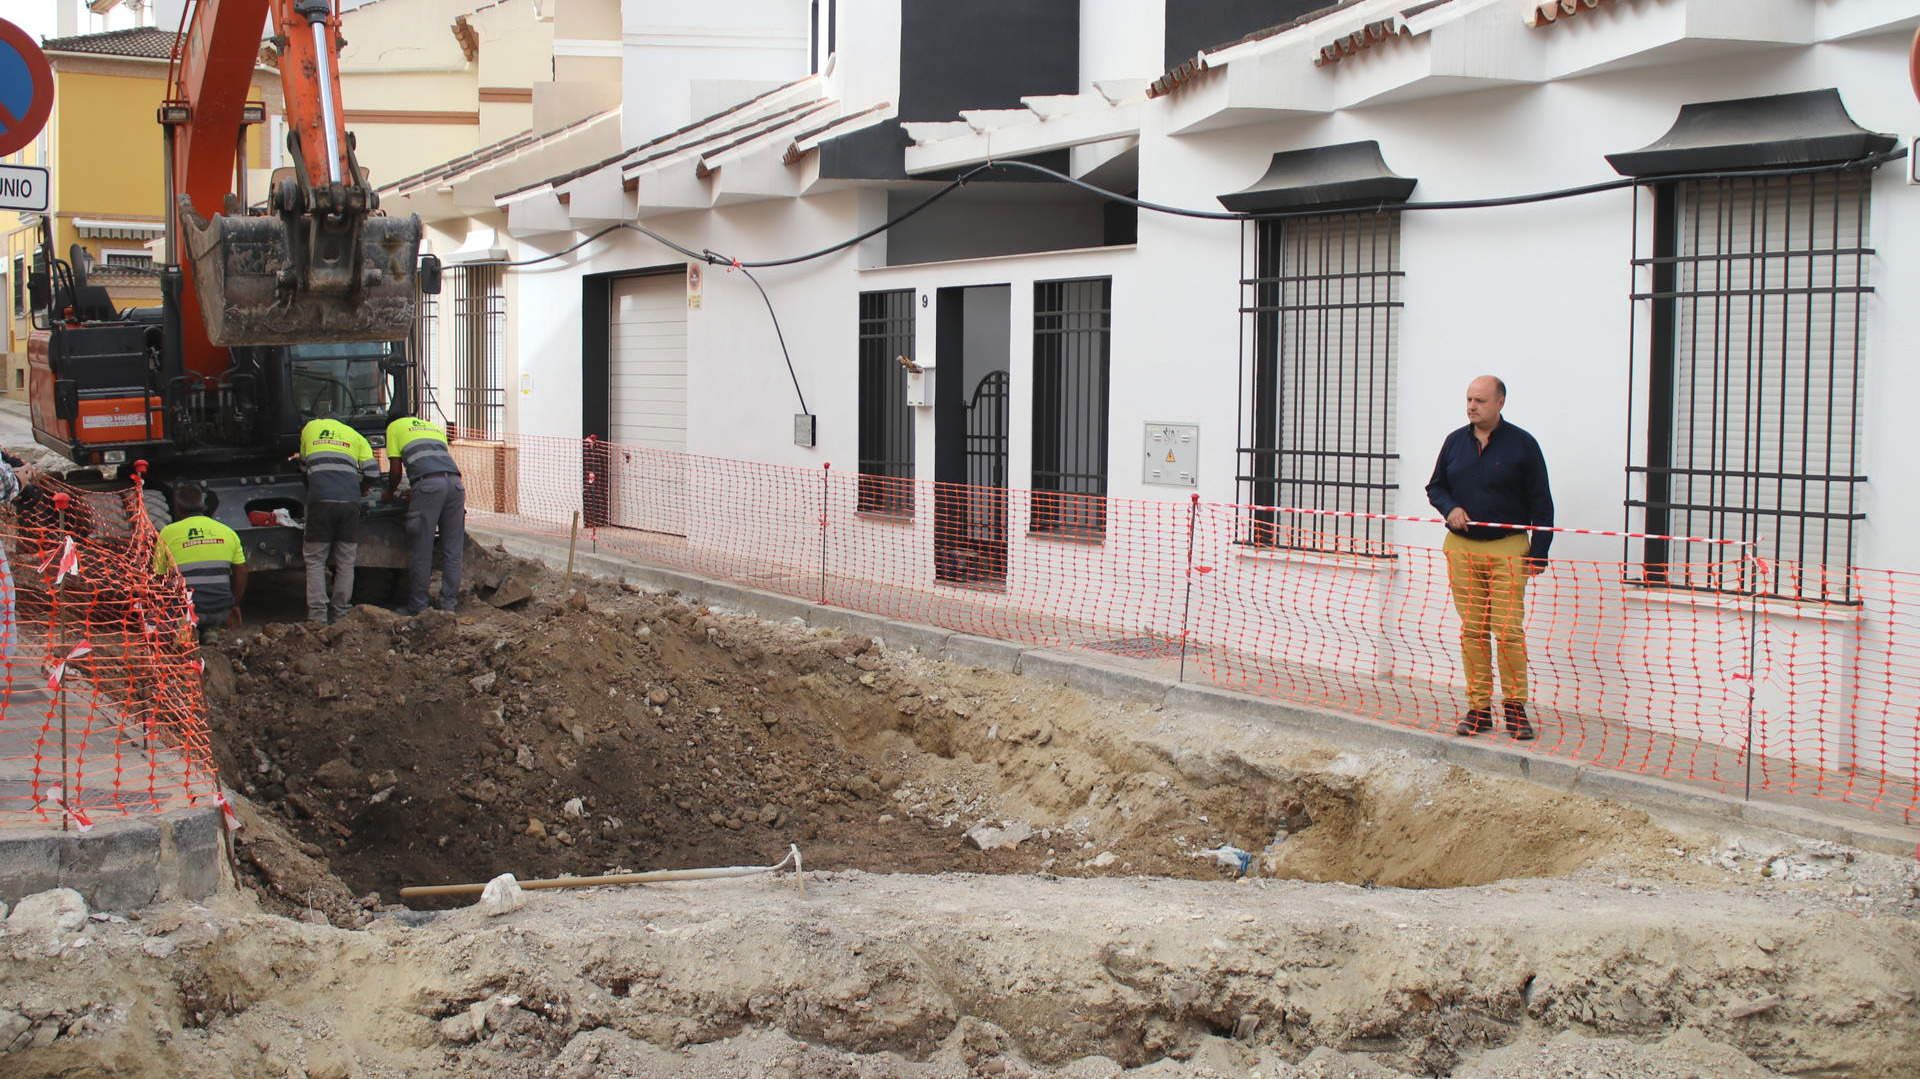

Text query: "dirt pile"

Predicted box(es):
[202, 544, 1692, 915]
[205, 572, 1054, 909]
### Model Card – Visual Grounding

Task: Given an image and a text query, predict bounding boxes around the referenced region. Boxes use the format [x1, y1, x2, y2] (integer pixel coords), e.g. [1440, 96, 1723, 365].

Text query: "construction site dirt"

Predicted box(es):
[5, 543, 1918, 1078]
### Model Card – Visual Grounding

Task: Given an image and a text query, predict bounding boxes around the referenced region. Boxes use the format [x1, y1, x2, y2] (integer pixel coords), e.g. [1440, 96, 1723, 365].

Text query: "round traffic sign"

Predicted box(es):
[0, 18, 55, 159]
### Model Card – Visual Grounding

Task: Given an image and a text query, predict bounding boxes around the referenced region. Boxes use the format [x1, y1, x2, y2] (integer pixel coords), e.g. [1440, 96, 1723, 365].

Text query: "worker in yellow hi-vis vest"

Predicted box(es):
[152, 485, 249, 643]
[299, 416, 381, 623]
[383, 416, 465, 615]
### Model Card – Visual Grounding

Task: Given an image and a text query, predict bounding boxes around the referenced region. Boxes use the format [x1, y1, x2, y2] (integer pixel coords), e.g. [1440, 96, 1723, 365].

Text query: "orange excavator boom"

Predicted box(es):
[164, 0, 421, 378]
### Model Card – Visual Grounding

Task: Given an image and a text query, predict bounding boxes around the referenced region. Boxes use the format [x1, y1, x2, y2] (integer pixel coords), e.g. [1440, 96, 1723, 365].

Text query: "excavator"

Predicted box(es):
[24, 0, 437, 573]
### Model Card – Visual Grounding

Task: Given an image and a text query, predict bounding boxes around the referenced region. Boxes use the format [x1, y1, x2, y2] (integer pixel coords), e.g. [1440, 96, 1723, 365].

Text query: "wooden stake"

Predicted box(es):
[400, 845, 804, 901]
[564, 510, 580, 592]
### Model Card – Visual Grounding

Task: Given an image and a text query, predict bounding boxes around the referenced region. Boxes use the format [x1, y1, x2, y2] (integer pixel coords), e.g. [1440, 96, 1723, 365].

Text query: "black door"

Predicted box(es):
[934, 286, 1011, 586]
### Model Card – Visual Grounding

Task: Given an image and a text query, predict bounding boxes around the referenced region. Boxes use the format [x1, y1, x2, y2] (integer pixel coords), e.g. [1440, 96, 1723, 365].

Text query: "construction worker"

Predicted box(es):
[383, 415, 465, 615]
[298, 414, 380, 623]
[152, 485, 248, 643]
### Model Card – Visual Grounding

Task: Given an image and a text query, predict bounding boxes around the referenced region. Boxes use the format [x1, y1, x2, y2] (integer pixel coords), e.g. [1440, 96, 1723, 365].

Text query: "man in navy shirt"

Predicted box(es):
[1425, 376, 1554, 741]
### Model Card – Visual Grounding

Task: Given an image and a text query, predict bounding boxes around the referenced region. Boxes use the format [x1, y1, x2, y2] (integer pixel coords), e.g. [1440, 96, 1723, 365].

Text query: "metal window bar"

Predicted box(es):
[1237, 213, 1403, 556]
[414, 289, 441, 423]
[1627, 171, 1871, 603]
[452, 264, 505, 441]
[1032, 277, 1112, 538]
[857, 289, 916, 514]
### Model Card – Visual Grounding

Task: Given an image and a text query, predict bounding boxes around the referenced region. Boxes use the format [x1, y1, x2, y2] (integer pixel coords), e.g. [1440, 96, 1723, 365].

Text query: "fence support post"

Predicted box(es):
[819, 463, 831, 606]
[53, 494, 70, 831]
[1740, 542, 1764, 801]
[1178, 493, 1199, 684]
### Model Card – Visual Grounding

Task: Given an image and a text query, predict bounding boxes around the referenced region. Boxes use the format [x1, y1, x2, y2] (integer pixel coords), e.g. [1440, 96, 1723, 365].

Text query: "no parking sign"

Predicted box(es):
[0, 18, 55, 159]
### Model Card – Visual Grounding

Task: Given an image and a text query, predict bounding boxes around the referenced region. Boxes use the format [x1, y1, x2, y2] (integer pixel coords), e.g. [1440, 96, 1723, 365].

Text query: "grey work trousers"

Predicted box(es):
[303, 499, 362, 622]
[406, 473, 466, 612]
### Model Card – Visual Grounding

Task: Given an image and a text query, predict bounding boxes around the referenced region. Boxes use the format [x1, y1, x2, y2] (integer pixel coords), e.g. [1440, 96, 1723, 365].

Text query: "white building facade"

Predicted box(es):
[387, 0, 1920, 799]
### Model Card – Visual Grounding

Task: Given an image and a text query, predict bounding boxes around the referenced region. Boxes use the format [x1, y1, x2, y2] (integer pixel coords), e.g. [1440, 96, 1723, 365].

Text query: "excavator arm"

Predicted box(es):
[165, 0, 421, 374]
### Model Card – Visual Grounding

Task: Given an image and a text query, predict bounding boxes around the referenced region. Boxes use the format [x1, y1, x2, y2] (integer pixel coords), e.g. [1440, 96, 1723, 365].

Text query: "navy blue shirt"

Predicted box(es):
[1425, 420, 1555, 561]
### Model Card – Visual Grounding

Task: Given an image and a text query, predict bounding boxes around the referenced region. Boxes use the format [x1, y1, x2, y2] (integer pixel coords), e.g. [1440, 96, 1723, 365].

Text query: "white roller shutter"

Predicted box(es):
[1262, 213, 1401, 554]
[1670, 172, 1865, 587]
[609, 273, 689, 536]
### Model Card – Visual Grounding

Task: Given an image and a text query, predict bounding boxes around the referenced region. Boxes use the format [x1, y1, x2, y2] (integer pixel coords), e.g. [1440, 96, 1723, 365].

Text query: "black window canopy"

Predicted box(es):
[1218, 140, 1418, 214]
[1606, 88, 1896, 178]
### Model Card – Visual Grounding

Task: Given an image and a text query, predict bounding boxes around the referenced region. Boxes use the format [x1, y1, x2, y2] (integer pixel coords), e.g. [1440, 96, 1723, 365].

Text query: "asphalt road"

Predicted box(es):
[0, 399, 33, 454]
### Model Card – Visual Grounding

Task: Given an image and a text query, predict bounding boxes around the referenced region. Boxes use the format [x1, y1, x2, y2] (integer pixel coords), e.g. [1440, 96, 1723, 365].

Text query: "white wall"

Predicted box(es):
[1079, 0, 1163, 90]
[619, 0, 812, 146]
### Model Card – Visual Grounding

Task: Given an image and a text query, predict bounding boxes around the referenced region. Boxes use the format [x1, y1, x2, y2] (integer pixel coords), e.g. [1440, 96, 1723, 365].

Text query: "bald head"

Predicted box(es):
[1465, 376, 1506, 432]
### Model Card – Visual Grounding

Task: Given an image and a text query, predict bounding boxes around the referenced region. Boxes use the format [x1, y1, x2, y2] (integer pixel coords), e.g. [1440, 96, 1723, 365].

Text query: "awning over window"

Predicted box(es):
[1606, 89, 1896, 178]
[73, 218, 165, 240]
[1217, 140, 1417, 213]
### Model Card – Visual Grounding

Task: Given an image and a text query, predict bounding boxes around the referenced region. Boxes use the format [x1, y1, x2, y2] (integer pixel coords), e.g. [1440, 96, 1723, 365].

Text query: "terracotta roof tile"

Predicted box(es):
[41, 26, 179, 61]
[1525, 0, 1618, 28]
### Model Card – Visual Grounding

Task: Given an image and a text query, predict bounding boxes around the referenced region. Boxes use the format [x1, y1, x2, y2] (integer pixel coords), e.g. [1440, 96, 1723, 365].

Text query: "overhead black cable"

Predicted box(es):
[460, 144, 1908, 419]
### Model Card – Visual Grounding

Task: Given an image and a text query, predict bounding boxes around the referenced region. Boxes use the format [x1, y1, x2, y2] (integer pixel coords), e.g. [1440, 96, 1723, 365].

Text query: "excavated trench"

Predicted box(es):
[204, 544, 1670, 919]
[13, 544, 1915, 1079]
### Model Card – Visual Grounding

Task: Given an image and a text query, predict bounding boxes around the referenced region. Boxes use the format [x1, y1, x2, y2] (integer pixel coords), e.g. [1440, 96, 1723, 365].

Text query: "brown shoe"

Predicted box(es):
[1504, 702, 1536, 741]
[1454, 708, 1493, 736]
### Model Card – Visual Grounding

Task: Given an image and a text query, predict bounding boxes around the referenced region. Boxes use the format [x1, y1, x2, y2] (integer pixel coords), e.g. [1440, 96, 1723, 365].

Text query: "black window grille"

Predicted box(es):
[11, 256, 21, 318]
[1238, 213, 1402, 556]
[414, 289, 442, 424]
[452, 264, 505, 441]
[1628, 171, 1871, 603]
[1032, 276, 1111, 538]
[857, 288, 916, 514]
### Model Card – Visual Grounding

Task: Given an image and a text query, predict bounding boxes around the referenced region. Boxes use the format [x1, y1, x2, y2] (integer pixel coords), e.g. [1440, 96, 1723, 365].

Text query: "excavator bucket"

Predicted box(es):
[179, 201, 424, 347]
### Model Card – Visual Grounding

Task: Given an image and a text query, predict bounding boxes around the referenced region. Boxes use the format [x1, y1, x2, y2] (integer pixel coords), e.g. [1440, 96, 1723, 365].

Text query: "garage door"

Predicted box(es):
[609, 273, 688, 535]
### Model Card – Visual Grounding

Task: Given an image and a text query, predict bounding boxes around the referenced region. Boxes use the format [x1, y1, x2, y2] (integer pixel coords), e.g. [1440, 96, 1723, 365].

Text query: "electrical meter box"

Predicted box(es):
[1143, 422, 1198, 487]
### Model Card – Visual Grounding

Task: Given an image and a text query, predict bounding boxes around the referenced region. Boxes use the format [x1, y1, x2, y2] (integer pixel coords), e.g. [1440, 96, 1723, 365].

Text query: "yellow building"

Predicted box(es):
[1, 27, 281, 401]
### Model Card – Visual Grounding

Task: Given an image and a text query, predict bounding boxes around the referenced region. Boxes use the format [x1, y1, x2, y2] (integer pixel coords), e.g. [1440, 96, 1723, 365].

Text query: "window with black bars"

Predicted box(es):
[1238, 213, 1402, 556]
[414, 289, 442, 424]
[857, 289, 915, 514]
[1032, 277, 1111, 537]
[1627, 171, 1871, 604]
[452, 264, 505, 441]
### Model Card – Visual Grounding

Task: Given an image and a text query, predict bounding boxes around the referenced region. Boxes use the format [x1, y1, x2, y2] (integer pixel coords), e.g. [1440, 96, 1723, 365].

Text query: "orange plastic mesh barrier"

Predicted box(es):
[454, 434, 1919, 820]
[0, 473, 219, 828]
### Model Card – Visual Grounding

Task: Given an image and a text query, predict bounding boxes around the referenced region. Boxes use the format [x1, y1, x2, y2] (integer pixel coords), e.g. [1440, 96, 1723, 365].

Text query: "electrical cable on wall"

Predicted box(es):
[463, 144, 1908, 418]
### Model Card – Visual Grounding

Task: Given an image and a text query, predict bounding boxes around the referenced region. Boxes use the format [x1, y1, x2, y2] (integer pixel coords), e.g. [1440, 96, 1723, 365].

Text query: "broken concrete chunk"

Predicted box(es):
[562, 797, 585, 818]
[1088, 851, 1118, 869]
[964, 820, 1034, 851]
[469, 671, 497, 692]
[438, 1011, 479, 1044]
[1729, 994, 1783, 1019]
[487, 576, 535, 609]
[312, 758, 358, 790]
[477, 873, 524, 917]
[7, 889, 88, 934]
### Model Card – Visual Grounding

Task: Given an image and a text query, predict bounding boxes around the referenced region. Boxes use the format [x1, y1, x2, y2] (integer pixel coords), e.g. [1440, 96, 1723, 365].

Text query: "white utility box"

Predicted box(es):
[1144, 422, 1199, 487]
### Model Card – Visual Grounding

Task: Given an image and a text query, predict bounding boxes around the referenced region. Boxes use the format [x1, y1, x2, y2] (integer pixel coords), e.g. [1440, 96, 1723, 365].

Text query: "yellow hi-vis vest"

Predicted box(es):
[384, 417, 461, 483]
[153, 515, 246, 609]
[299, 419, 380, 501]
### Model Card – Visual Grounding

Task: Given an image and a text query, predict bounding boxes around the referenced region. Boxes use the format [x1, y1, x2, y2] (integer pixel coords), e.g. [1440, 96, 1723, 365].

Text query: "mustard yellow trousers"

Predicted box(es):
[1443, 532, 1531, 710]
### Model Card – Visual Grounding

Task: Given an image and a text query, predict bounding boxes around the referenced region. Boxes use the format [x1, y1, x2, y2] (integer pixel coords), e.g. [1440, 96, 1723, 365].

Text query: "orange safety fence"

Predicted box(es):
[451, 433, 1920, 822]
[0, 471, 219, 827]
